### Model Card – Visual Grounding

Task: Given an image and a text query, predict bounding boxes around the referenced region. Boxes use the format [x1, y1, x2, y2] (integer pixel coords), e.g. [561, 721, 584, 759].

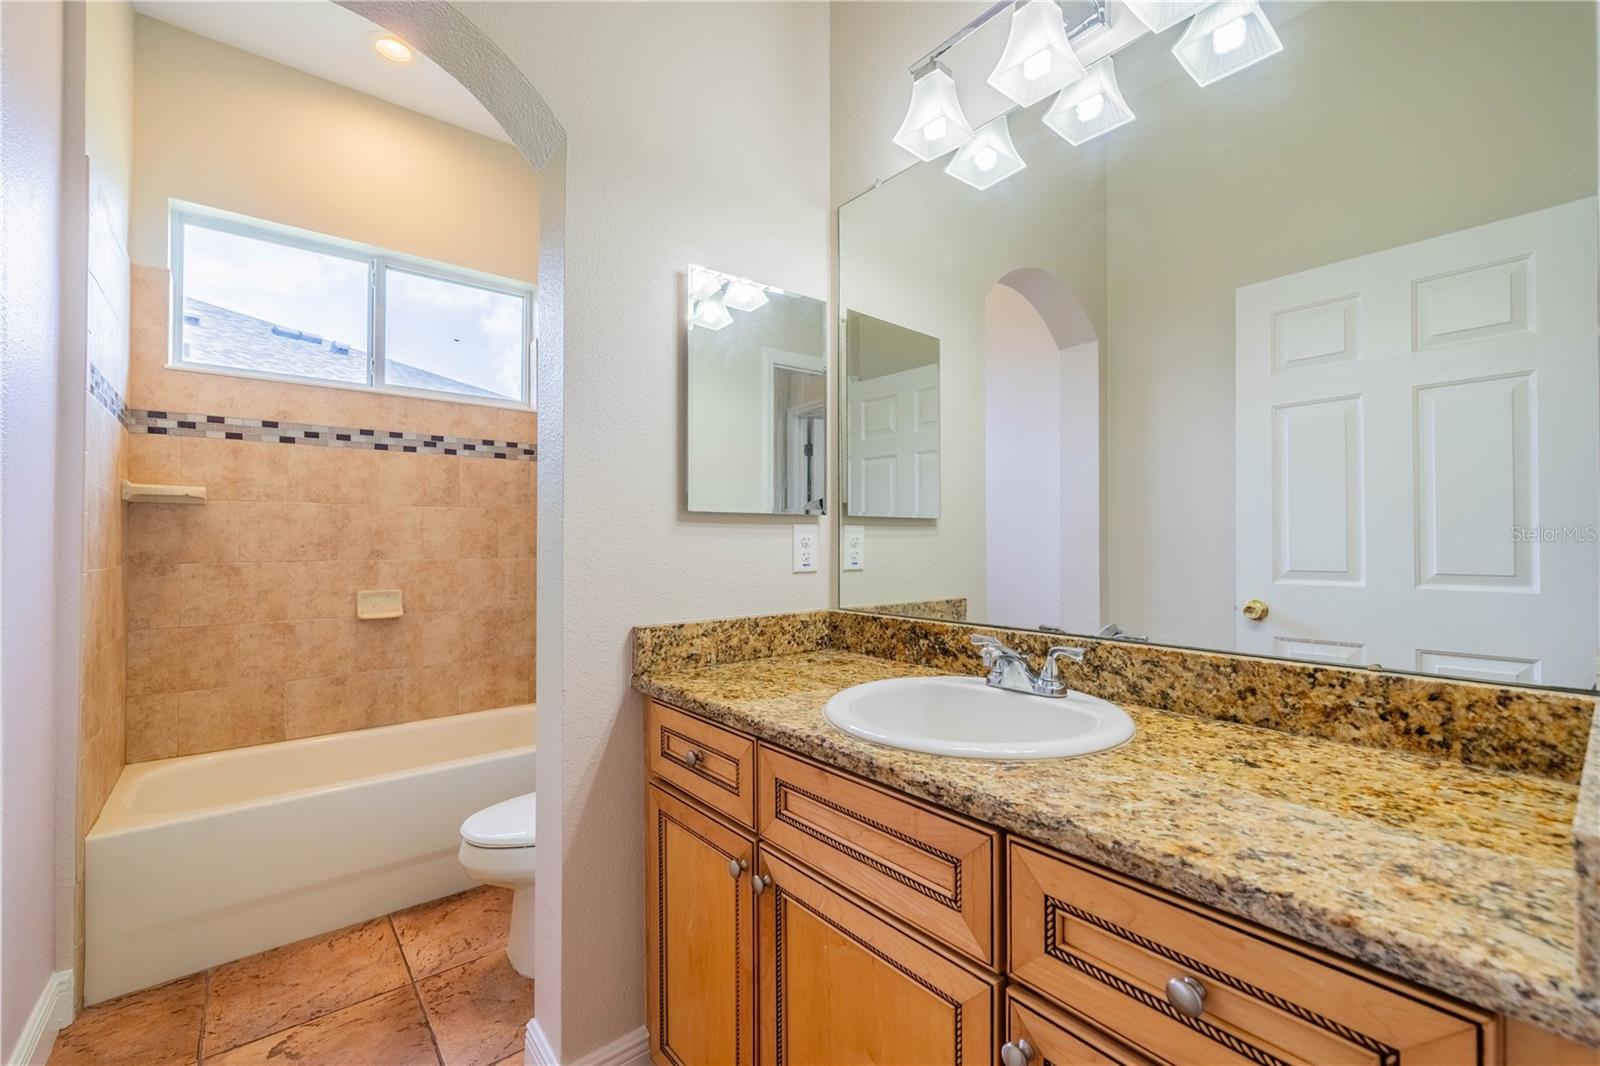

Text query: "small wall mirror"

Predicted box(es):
[686, 266, 827, 515]
[844, 311, 942, 519]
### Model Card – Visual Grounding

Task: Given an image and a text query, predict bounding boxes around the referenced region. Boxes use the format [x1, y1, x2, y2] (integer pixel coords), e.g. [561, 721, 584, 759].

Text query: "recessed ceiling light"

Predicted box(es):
[373, 35, 414, 63]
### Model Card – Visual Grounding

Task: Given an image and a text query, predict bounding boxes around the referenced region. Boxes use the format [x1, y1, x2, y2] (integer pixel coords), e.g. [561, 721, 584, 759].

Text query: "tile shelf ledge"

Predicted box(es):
[120, 479, 206, 504]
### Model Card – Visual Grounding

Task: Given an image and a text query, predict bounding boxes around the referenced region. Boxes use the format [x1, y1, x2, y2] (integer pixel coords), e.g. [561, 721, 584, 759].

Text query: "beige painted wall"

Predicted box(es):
[129, 14, 537, 283]
[835, 2, 1598, 649]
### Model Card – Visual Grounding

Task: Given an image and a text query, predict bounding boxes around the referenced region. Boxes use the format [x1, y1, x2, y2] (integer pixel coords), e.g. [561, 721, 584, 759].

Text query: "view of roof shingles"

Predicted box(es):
[182, 299, 502, 398]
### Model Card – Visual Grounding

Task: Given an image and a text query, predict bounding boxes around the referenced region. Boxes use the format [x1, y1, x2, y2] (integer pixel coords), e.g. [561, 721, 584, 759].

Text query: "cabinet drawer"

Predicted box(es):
[1009, 840, 1496, 1066]
[757, 745, 1000, 968]
[646, 700, 756, 829]
[1006, 987, 1155, 1066]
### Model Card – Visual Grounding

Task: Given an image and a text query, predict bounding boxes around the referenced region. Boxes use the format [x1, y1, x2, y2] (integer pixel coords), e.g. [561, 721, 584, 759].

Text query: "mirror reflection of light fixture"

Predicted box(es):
[1043, 57, 1134, 145]
[723, 278, 770, 313]
[688, 266, 724, 302]
[1173, 0, 1282, 86]
[691, 295, 732, 331]
[1120, 0, 1210, 33]
[945, 115, 1026, 191]
[893, 62, 975, 161]
[988, 0, 1088, 107]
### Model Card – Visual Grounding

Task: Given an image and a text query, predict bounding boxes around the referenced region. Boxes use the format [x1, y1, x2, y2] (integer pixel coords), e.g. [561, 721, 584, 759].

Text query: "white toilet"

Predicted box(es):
[459, 792, 536, 978]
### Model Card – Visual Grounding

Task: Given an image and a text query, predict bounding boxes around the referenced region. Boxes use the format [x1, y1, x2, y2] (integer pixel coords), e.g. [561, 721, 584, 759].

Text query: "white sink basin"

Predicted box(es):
[823, 676, 1134, 760]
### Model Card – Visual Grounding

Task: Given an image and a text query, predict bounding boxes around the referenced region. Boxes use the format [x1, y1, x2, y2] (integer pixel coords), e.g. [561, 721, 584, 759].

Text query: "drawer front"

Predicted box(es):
[1006, 988, 1155, 1066]
[1009, 841, 1494, 1066]
[757, 746, 1000, 968]
[647, 700, 756, 829]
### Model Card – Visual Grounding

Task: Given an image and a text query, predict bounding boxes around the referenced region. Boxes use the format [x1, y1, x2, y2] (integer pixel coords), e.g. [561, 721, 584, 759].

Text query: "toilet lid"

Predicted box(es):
[461, 793, 536, 849]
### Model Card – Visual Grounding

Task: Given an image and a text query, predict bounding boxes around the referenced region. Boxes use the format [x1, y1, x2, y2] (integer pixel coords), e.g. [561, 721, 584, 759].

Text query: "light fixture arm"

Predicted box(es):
[907, 0, 1107, 75]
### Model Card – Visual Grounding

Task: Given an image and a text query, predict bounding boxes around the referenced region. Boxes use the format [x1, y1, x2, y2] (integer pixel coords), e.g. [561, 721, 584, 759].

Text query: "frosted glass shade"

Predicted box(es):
[688, 266, 723, 302]
[893, 63, 975, 161]
[723, 278, 769, 313]
[1121, 1, 1209, 33]
[945, 115, 1026, 191]
[1043, 57, 1135, 145]
[988, 0, 1088, 107]
[1173, 0, 1282, 86]
[691, 296, 732, 331]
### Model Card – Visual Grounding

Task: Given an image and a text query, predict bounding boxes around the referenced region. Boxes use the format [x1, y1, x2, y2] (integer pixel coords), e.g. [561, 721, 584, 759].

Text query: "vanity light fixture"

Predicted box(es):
[688, 266, 724, 302]
[988, 0, 1088, 108]
[723, 278, 770, 313]
[945, 114, 1026, 190]
[372, 35, 414, 63]
[1043, 56, 1134, 145]
[1120, 0, 1211, 34]
[690, 295, 733, 331]
[893, 62, 976, 161]
[1172, 0, 1282, 86]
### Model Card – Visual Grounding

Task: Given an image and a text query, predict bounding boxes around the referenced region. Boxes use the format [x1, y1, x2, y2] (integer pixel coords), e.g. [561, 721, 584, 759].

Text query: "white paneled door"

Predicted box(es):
[847, 364, 941, 518]
[1236, 198, 1598, 687]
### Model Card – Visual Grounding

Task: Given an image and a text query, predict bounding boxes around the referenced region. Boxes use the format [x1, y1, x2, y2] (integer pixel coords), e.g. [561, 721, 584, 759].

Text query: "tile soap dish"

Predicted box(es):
[120, 480, 206, 504]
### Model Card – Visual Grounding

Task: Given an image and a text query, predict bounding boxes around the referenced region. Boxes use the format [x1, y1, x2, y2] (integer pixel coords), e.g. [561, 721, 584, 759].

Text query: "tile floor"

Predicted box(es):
[48, 886, 530, 1066]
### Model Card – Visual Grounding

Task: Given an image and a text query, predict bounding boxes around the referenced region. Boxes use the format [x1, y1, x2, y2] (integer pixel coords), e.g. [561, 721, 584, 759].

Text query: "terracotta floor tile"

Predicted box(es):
[416, 954, 533, 1066]
[202, 988, 438, 1066]
[391, 886, 513, 980]
[492, 1053, 523, 1066]
[48, 972, 205, 1066]
[202, 917, 410, 1056]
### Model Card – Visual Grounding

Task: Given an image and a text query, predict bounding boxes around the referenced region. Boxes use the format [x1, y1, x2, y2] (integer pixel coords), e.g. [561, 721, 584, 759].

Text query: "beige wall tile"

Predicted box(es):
[235, 621, 314, 687]
[504, 557, 535, 611]
[126, 563, 182, 630]
[180, 437, 290, 501]
[287, 446, 380, 505]
[376, 452, 460, 507]
[128, 625, 237, 696]
[233, 502, 340, 562]
[335, 505, 423, 561]
[459, 657, 533, 712]
[177, 684, 286, 755]
[401, 663, 462, 722]
[180, 562, 291, 627]
[127, 693, 180, 762]
[281, 559, 380, 620]
[459, 459, 530, 510]
[81, 566, 126, 653]
[495, 507, 534, 560]
[126, 500, 236, 565]
[127, 432, 183, 484]
[283, 670, 405, 738]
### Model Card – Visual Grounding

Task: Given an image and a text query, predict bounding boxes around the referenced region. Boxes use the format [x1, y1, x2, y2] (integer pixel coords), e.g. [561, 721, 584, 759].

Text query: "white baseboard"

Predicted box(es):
[525, 1018, 649, 1066]
[7, 970, 74, 1066]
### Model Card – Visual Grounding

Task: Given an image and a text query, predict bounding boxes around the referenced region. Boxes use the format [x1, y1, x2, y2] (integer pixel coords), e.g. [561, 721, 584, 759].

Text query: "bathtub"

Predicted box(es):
[85, 704, 534, 1004]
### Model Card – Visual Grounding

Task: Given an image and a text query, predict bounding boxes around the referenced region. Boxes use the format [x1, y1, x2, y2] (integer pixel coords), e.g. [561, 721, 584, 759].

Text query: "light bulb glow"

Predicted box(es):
[974, 146, 999, 173]
[1022, 49, 1053, 81]
[987, 0, 1087, 107]
[945, 115, 1025, 190]
[893, 63, 975, 161]
[1075, 93, 1105, 122]
[691, 297, 732, 331]
[373, 36, 413, 63]
[1211, 17, 1247, 54]
[723, 279, 769, 313]
[923, 115, 947, 143]
[1042, 56, 1135, 146]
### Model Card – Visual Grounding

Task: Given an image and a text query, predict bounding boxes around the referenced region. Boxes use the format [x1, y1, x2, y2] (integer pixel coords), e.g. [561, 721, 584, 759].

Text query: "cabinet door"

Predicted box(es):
[647, 784, 757, 1066]
[1005, 988, 1155, 1066]
[758, 847, 999, 1066]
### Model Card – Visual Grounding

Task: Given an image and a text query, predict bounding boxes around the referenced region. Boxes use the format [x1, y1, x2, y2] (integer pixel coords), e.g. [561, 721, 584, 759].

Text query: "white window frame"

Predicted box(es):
[169, 202, 536, 410]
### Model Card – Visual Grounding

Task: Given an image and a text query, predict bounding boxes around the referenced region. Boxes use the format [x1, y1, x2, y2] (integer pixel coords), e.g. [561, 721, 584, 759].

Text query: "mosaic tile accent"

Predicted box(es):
[126, 408, 536, 461]
[89, 363, 133, 428]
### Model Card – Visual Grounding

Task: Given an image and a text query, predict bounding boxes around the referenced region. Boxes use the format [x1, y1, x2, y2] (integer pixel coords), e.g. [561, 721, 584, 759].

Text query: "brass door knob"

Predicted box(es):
[1241, 598, 1269, 621]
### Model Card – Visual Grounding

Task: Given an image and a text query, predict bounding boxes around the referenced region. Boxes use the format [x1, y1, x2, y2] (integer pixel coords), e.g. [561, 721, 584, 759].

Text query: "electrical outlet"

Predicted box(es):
[843, 525, 865, 570]
[793, 524, 819, 573]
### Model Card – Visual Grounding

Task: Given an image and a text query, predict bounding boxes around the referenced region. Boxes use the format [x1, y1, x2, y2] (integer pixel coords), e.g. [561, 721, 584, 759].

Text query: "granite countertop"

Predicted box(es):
[635, 648, 1600, 1045]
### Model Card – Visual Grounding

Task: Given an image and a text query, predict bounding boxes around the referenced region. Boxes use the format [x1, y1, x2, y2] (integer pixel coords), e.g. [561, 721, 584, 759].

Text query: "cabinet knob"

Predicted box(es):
[726, 857, 747, 880]
[1000, 1039, 1035, 1066]
[683, 748, 703, 768]
[751, 874, 771, 896]
[1165, 975, 1207, 1018]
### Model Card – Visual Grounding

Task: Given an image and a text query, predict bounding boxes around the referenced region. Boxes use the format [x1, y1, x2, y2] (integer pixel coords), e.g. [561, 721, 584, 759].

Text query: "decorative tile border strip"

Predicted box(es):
[126, 408, 537, 461]
[88, 364, 134, 428]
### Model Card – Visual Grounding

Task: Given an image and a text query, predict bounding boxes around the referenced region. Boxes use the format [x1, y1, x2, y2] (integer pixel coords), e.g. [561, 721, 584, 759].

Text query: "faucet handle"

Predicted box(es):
[1039, 645, 1087, 684]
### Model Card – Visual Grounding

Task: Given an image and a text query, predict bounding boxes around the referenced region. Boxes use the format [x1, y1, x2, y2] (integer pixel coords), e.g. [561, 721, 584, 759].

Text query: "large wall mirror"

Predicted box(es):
[688, 266, 827, 515]
[838, 1, 1600, 690]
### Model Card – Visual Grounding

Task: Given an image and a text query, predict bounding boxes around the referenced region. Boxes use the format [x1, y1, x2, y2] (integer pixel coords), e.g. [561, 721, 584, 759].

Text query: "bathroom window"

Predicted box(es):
[170, 205, 534, 407]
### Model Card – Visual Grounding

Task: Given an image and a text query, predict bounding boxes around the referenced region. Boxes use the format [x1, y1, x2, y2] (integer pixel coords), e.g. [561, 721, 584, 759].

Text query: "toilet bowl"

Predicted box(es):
[459, 792, 535, 978]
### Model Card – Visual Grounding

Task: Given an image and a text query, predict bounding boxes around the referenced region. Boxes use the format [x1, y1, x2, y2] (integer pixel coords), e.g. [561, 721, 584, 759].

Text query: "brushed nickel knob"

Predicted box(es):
[1000, 1039, 1035, 1066]
[726, 858, 747, 880]
[1241, 598, 1269, 621]
[683, 748, 703, 768]
[751, 874, 771, 896]
[1165, 975, 1207, 1018]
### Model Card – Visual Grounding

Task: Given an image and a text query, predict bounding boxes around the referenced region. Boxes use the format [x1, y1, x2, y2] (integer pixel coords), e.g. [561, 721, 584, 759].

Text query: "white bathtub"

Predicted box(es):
[85, 704, 534, 1004]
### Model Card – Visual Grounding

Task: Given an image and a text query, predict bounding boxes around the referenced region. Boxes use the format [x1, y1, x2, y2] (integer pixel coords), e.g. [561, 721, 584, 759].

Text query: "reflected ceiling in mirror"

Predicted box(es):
[687, 266, 827, 515]
[837, 1, 1600, 691]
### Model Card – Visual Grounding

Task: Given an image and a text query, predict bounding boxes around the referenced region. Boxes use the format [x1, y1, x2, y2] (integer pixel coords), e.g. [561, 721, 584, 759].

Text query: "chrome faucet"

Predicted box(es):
[969, 635, 1086, 698]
